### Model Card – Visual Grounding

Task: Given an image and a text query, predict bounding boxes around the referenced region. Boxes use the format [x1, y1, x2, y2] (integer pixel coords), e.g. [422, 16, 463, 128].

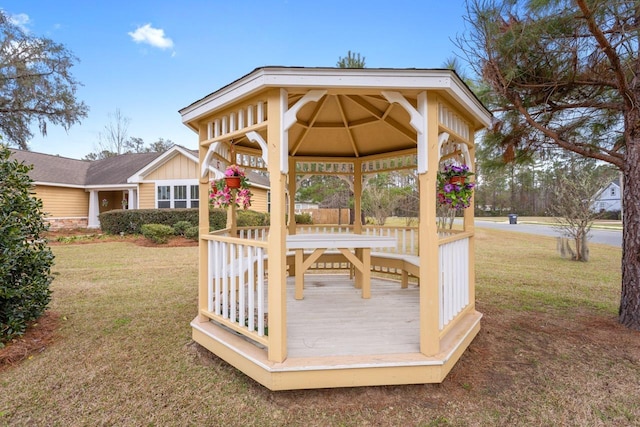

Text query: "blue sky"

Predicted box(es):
[3, 1, 472, 159]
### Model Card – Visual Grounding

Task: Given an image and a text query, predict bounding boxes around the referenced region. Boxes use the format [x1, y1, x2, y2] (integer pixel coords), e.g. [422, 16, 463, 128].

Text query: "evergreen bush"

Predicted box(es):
[140, 224, 175, 244]
[184, 226, 199, 241]
[294, 212, 313, 224]
[0, 145, 54, 344]
[173, 220, 193, 236]
[237, 210, 269, 227]
[99, 208, 227, 234]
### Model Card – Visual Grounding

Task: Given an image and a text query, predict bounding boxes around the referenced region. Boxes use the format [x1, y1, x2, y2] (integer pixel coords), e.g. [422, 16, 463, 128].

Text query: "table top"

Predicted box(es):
[286, 233, 397, 250]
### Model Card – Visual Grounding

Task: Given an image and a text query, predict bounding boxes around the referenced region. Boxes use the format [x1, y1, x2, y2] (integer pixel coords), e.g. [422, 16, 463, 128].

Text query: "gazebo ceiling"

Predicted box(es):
[180, 67, 492, 161]
[287, 93, 415, 158]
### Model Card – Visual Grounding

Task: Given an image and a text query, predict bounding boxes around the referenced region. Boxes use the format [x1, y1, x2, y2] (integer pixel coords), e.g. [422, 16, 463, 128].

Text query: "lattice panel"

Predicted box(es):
[295, 161, 354, 174]
[361, 154, 417, 173]
[235, 152, 267, 171]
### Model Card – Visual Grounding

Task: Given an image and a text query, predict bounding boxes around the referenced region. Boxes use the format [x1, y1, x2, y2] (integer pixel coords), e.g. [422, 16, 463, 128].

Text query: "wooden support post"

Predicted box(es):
[288, 157, 297, 235]
[419, 92, 441, 356]
[198, 131, 211, 323]
[354, 158, 363, 234]
[266, 88, 288, 363]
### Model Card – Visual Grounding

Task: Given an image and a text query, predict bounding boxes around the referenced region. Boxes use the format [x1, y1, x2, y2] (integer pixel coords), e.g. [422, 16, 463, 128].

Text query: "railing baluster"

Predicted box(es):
[257, 247, 265, 337]
[208, 240, 214, 312]
[247, 245, 255, 332]
[221, 242, 228, 318]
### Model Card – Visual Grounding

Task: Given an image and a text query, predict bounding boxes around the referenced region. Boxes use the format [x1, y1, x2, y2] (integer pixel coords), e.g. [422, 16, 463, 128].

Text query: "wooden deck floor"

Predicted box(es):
[284, 274, 421, 358]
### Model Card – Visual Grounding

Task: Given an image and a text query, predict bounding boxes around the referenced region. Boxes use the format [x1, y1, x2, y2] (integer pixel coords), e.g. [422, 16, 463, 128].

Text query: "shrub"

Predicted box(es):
[185, 226, 199, 241]
[295, 212, 313, 224]
[99, 209, 197, 234]
[0, 145, 54, 344]
[209, 209, 227, 230]
[99, 208, 228, 234]
[237, 210, 269, 227]
[173, 220, 192, 236]
[140, 224, 175, 244]
[98, 207, 268, 234]
[599, 210, 621, 220]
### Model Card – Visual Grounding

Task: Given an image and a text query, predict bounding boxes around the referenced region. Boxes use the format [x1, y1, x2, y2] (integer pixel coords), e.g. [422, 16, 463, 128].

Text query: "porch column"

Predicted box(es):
[465, 136, 477, 310]
[127, 189, 136, 209]
[197, 131, 211, 322]
[353, 158, 363, 233]
[87, 190, 100, 229]
[266, 88, 288, 362]
[419, 92, 441, 356]
[288, 157, 297, 235]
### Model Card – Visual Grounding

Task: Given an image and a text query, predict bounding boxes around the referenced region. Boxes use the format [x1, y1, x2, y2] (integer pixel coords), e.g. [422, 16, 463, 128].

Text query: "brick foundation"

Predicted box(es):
[45, 217, 89, 230]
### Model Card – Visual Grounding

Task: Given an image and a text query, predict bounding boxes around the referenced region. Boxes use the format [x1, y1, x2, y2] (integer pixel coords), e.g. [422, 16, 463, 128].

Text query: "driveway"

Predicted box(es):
[474, 219, 622, 247]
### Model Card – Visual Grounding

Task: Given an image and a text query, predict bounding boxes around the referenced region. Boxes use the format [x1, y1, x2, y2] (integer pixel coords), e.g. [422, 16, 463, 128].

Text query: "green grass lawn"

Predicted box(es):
[0, 230, 637, 426]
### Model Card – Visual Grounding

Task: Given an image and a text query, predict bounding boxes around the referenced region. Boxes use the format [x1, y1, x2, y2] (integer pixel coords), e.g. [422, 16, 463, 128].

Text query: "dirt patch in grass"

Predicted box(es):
[0, 311, 60, 372]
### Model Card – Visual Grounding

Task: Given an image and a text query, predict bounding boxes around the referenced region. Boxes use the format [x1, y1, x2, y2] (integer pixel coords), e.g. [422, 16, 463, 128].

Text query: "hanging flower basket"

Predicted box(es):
[437, 163, 475, 211]
[225, 176, 242, 189]
[449, 175, 466, 186]
[210, 165, 252, 209]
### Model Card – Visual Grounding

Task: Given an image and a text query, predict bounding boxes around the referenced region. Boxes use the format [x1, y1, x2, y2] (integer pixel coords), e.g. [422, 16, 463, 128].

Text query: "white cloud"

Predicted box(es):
[128, 24, 174, 50]
[8, 12, 31, 33]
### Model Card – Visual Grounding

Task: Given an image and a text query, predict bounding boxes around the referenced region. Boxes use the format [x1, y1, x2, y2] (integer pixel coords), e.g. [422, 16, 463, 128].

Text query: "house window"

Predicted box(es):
[190, 185, 199, 208]
[611, 188, 616, 197]
[157, 186, 171, 208]
[267, 191, 271, 213]
[156, 180, 199, 209]
[174, 185, 187, 208]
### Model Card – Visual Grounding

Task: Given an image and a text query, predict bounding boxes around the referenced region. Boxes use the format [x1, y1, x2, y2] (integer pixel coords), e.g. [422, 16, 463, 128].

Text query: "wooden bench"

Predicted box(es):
[370, 252, 419, 288]
[283, 250, 419, 288]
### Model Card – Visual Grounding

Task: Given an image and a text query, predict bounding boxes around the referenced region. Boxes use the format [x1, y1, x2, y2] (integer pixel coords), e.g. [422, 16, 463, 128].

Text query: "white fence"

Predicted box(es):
[439, 236, 470, 330]
[207, 238, 268, 343]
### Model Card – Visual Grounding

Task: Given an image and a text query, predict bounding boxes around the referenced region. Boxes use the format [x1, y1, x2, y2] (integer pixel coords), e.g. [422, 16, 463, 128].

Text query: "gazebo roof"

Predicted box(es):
[180, 67, 492, 161]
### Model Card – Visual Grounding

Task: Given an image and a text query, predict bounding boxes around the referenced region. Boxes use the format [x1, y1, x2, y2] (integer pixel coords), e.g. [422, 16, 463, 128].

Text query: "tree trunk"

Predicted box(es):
[620, 118, 640, 330]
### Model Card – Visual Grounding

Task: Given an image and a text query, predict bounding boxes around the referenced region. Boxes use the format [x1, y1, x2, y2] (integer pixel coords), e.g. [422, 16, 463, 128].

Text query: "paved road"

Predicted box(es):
[474, 219, 622, 247]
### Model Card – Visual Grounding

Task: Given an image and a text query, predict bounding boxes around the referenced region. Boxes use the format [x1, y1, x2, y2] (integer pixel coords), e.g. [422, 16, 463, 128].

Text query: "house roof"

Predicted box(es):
[180, 66, 493, 162]
[9, 149, 90, 186]
[86, 152, 164, 185]
[10, 148, 164, 187]
[9, 146, 270, 189]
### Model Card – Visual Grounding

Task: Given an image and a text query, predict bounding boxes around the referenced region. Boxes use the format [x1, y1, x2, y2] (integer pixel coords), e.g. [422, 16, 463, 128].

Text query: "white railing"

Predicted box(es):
[207, 237, 268, 343]
[293, 224, 418, 256]
[295, 224, 354, 234]
[227, 225, 471, 333]
[363, 225, 418, 256]
[237, 226, 269, 241]
[438, 236, 470, 330]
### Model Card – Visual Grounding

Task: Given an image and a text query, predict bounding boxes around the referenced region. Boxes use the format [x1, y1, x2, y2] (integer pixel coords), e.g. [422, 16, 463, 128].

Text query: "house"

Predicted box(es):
[180, 66, 492, 390]
[9, 145, 270, 229]
[592, 177, 622, 212]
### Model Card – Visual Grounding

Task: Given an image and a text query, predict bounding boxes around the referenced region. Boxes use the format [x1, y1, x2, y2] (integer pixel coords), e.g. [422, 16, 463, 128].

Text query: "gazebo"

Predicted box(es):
[180, 67, 492, 390]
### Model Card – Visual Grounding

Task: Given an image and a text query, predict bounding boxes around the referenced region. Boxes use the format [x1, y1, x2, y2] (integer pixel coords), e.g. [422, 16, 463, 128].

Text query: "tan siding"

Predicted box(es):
[35, 185, 88, 217]
[249, 187, 268, 213]
[139, 183, 156, 209]
[145, 154, 197, 180]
